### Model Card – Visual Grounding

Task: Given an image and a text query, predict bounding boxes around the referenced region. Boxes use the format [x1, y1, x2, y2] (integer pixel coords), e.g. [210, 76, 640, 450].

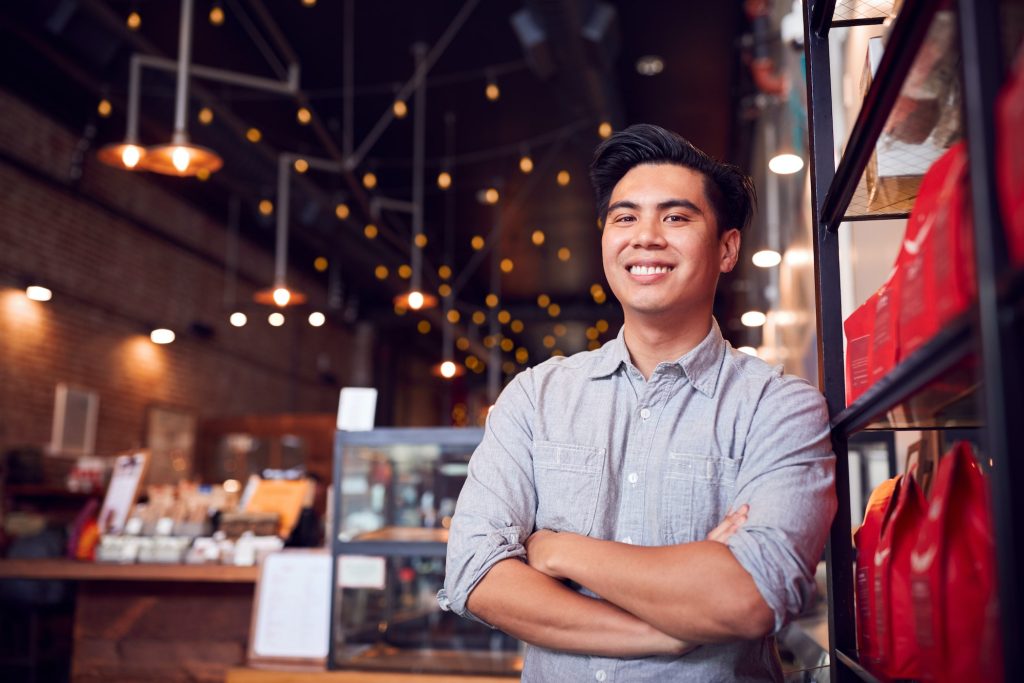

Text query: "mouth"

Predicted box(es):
[626, 264, 674, 275]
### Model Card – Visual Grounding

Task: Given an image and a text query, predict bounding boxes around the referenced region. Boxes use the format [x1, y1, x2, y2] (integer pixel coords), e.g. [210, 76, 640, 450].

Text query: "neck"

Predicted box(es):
[622, 311, 713, 379]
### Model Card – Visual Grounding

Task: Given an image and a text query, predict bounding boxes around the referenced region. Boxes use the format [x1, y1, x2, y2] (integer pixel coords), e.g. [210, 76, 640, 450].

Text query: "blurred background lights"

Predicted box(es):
[25, 285, 52, 302]
[308, 311, 326, 327]
[268, 312, 285, 327]
[741, 311, 767, 327]
[229, 312, 247, 327]
[150, 328, 175, 344]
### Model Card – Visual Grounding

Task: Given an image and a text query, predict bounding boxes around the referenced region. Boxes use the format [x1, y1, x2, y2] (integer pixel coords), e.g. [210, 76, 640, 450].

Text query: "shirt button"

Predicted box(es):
[621, 537, 633, 544]
[627, 472, 639, 484]
[595, 671, 607, 681]
[640, 408, 651, 420]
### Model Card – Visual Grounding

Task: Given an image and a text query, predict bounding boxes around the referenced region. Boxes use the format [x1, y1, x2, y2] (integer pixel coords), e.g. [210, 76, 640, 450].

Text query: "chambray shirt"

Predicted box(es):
[438, 320, 836, 682]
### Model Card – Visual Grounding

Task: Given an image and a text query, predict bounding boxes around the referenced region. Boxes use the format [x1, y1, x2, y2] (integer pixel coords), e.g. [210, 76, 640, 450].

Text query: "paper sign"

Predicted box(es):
[99, 451, 149, 534]
[337, 387, 377, 431]
[251, 551, 331, 661]
[338, 555, 387, 589]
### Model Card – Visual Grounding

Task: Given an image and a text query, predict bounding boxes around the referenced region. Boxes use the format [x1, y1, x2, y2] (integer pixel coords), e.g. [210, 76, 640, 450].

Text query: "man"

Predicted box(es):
[438, 124, 836, 681]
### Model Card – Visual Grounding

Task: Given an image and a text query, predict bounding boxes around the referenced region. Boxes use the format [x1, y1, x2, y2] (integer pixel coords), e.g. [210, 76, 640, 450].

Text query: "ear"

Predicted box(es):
[719, 229, 741, 273]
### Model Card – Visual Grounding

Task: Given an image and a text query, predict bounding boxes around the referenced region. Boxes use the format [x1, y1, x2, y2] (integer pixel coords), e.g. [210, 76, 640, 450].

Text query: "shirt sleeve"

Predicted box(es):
[725, 375, 836, 634]
[437, 370, 538, 625]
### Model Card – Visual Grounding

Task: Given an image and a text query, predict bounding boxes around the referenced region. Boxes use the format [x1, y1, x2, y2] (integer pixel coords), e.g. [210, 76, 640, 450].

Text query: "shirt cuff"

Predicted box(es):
[438, 524, 528, 627]
[726, 528, 795, 634]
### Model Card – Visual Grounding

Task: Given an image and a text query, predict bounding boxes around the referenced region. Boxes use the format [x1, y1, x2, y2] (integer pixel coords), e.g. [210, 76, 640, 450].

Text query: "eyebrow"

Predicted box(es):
[607, 198, 704, 215]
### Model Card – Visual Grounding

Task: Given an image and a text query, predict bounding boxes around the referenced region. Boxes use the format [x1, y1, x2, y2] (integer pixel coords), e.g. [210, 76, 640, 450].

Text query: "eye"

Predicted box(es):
[664, 213, 691, 223]
[612, 213, 636, 224]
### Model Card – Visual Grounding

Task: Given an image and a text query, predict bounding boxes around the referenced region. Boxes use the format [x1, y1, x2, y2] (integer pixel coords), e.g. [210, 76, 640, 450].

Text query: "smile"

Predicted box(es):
[628, 265, 674, 275]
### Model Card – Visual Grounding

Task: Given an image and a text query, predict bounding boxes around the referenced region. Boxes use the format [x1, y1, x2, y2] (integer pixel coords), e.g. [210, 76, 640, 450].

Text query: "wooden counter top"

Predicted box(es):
[0, 558, 259, 583]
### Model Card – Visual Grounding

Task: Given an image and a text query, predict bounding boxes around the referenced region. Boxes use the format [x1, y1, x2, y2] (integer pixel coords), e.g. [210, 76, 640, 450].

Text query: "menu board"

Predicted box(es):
[249, 550, 331, 667]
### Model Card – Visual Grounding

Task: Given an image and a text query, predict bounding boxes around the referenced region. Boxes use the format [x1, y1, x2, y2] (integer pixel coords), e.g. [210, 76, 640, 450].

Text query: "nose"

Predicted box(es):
[631, 217, 667, 249]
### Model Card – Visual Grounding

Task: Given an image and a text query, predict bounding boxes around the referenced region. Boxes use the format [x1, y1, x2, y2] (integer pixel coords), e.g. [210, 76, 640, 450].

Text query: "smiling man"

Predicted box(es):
[438, 124, 836, 681]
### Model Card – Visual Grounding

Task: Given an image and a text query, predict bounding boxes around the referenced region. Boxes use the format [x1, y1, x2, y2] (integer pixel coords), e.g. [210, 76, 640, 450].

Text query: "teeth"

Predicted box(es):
[629, 265, 672, 275]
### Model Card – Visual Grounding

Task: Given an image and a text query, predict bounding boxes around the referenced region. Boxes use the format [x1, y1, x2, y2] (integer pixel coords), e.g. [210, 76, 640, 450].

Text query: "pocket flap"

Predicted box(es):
[666, 452, 739, 484]
[533, 441, 605, 474]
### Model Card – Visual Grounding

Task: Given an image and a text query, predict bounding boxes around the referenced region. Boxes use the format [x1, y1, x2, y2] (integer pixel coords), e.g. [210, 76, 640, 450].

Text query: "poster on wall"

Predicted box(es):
[49, 383, 99, 457]
[145, 404, 197, 485]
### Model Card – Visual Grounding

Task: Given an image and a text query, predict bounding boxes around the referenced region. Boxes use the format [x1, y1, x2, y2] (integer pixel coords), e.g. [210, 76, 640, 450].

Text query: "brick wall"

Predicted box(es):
[0, 88, 430, 458]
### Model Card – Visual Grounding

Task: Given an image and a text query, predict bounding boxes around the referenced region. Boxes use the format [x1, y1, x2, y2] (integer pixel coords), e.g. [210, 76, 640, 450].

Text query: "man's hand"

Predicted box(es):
[706, 504, 749, 544]
[525, 504, 749, 579]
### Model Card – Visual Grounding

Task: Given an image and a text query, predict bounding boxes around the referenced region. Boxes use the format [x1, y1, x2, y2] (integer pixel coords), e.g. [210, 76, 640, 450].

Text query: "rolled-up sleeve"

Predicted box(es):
[726, 376, 836, 633]
[437, 370, 538, 625]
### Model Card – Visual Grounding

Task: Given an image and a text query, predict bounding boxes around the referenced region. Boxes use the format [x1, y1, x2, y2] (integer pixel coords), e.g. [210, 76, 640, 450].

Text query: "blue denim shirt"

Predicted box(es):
[439, 320, 836, 682]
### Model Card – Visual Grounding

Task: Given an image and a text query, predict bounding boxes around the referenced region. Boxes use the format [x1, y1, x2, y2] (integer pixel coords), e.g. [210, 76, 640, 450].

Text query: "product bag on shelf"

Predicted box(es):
[910, 442, 1002, 683]
[874, 472, 927, 680]
[898, 142, 976, 358]
[997, 43, 1024, 267]
[854, 476, 901, 670]
[844, 289, 877, 406]
[869, 268, 901, 385]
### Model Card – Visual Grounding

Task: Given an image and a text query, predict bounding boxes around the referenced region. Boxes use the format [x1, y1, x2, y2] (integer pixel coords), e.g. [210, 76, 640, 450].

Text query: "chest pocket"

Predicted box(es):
[660, 452, 740, 544]
[532, 441, 606, 536]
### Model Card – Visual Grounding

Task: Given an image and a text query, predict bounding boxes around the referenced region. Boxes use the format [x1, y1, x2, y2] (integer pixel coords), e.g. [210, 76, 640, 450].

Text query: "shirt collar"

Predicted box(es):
[587, 318, 727, 398]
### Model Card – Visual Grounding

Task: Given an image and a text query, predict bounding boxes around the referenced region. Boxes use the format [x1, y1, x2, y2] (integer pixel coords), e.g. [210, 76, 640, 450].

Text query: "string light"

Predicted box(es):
[515, 348, 529, 364]
[471, 235, 484, 250]
[484, 188, 500, 204]
[557, 170, 571, 186]
[485, 294, 499, 308]
[472, 311, 486, 325]
[456, 337, 470, 351]
[314, 256, 328, 272]
[293, 158, 309, 173]
[302, 0, 317, 6]
[531, 230, 545, 246]
[586, 327, 599, 340]
[196, 168, 210, 181]
[362, 172, 377, 189]
[198, 107, 214, 125]
[485, 80, 500, 101]
[229, 312, 247, 327]
[414, 234, 428, 248]
[437, 171, 452, 189]
[543, 335, 555, 348]
[268, 312, 285, 327]
[398, 265, 412, 280]
[558, 247, 571, 261]
[374, 265, 389, 280]
[97, 99, 112, 117]
[497, 310, 511, 324]
[258, 199, 273, 216]
[393, 100, 408, 118]
[554, 323, 567, 337]
[510, 320, 524, 333]
[438, 283, 452, 297]
[596, 319, 609, 332]
[364, 224, 378, 239]
[209, 4, 225, 25]
[335, 203, 350, 220]
[500, 258, 514, 273]
[308, 311, 326, 327]
[547, 303, 561, 317]
[438, 265, 452, 280]
[519, 155, 534, 174]
[25, 286, 52, 302]
[598, 121, 613, 138]
[447, 309, 461, 323]
[537, 294, 550, 308]
[500, 338, 514, 352]
[272, 287, 292, 307]
[741, 311, 767, 327]
[126, 11, 141, 30]
[246, 127, 262, 143]
[295, 107, 312, 125]
[418, 320, 431, 334]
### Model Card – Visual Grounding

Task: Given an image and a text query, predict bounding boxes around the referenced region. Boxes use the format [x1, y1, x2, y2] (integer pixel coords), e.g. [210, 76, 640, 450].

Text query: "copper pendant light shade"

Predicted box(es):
[142, 139, 223, 177]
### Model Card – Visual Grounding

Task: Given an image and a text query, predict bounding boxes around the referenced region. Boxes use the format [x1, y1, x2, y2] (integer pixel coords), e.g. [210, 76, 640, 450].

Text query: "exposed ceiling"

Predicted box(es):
[0, 0, 751, 377]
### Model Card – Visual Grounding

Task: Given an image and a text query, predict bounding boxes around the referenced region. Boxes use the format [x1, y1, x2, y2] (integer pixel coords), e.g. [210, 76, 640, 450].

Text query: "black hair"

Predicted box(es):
[589, 123, 756, 235]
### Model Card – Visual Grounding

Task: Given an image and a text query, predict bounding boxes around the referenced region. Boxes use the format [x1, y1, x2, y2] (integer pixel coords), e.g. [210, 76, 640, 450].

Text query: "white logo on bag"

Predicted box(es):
[911, 544, 938, 573]
[874, 547, 890, 568]
[929, 497, 942, 520]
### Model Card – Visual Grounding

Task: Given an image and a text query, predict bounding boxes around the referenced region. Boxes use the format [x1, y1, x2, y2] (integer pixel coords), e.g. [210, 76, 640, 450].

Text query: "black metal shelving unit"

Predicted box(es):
[803, 0, 1024, 681]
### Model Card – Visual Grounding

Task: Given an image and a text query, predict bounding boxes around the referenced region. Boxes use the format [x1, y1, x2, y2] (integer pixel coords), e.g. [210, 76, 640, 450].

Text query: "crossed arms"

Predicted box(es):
[466, 507, 768, 658]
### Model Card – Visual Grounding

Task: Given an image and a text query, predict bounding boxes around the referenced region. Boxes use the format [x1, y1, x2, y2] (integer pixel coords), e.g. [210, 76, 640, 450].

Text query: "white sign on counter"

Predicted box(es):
[249, 550, 331, 666]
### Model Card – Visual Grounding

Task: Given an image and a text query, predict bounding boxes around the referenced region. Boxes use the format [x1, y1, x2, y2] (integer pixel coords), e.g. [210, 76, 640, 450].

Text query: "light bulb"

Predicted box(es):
[741, 311, 767, 327]
[485, 82, 500, 101]
[25, 285, 52, 302]
[272, 287, 291, 307]
[308, 311, 326, 327]
[440, 361, 457, 379]
[229, 312, 247, 327]
[268, 312, 285, 327]
[752, 249, 782, 268]
[408, 291, 425, 310]
[171, 146, 190, 173]
[437, 171, 452, 190]
[392, 100, 408, 118]
[598, 121, 613, 138]
[121, 145, 142, 169]
[768, 153, 804, 175]
[150, 328, 175, 344]
[519, 156, 534, 173]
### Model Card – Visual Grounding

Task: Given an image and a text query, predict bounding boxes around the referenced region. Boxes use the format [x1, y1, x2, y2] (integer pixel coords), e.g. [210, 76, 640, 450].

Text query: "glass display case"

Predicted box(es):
[328, 427, 523, 676]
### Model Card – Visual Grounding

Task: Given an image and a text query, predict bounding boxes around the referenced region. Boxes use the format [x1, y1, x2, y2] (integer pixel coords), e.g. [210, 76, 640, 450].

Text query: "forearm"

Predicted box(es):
[466, 558, 692, 658]
[549, 537, 773, 643]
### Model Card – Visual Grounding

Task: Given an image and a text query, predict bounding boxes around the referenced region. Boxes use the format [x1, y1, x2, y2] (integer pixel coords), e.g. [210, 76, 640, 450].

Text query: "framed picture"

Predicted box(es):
[145, 404, 198, 485]
[50, 383, 99, 457]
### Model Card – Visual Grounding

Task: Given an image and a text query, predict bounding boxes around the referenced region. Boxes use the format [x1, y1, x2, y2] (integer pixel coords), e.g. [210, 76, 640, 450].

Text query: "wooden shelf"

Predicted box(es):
[0, 558, 259, 583]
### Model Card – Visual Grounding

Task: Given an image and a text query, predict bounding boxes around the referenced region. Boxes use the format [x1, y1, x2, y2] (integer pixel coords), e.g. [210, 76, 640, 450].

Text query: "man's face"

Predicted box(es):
[601, 163, 740, 322]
